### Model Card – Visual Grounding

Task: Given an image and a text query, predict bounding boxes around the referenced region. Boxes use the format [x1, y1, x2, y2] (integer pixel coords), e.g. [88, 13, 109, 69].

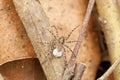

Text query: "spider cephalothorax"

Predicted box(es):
[58, 36, 65, 45]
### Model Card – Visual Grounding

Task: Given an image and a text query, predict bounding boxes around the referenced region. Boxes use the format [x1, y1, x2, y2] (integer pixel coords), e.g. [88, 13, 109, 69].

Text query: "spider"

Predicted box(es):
[48, 25, 80, 58]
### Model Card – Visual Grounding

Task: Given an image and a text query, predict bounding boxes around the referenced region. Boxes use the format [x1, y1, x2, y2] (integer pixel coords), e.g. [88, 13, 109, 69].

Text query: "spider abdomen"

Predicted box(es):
[53, 48, 63, 57]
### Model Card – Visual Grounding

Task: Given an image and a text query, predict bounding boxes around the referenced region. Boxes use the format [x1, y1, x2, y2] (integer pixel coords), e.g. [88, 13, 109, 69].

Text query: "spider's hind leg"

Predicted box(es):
[64, 44, 76, 58]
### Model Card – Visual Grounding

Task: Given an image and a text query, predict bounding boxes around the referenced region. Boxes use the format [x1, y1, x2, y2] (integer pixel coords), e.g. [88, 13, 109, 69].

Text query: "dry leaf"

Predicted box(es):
[0, 0, 35, 65]
[0, 58, 46, 80]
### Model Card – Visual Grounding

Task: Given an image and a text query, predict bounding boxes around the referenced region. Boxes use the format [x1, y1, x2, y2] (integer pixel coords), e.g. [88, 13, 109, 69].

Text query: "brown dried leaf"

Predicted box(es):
[0, 0, 35, 65]
[0, 58, 46, 80]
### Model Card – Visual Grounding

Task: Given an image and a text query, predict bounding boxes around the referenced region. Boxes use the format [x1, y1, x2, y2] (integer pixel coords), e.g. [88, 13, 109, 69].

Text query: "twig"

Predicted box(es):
[97, 56, 120, 80]
[62, 0, 95, 80]
[72, 63, 86, 80]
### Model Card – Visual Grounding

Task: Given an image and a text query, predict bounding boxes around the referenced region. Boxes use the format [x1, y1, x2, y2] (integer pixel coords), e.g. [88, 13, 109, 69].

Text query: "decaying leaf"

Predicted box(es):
[0, 59, 46, 80]
[0, 0, 35, 65]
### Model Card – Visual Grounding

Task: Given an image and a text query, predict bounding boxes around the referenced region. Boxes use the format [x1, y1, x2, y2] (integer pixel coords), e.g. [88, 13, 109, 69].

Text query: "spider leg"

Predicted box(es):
[47, 29, 57, 39]
[63, 46, 66, 57]
[62, 46, 68, 66]
[37, 41, 51, 44]
[66, 25, 80, 40]
[41, 48, 54, 65]
[65, 41, 82, 43]
[64, 44, 76, 58]
[51, 25, 59, 37]
[41, 55, 53, 65]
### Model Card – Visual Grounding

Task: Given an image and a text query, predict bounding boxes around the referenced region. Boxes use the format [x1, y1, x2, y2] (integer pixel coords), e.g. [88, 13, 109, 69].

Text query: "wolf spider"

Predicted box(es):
[47, 25, 80, 58]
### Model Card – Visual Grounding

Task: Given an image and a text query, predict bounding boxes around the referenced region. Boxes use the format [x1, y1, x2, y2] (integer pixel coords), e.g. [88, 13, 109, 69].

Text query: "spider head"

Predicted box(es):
[58, 36, 65, 45]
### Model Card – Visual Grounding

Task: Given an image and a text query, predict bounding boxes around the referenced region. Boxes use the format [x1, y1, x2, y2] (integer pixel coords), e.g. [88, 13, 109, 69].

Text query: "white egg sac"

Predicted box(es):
[53, 48, 63, 57]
